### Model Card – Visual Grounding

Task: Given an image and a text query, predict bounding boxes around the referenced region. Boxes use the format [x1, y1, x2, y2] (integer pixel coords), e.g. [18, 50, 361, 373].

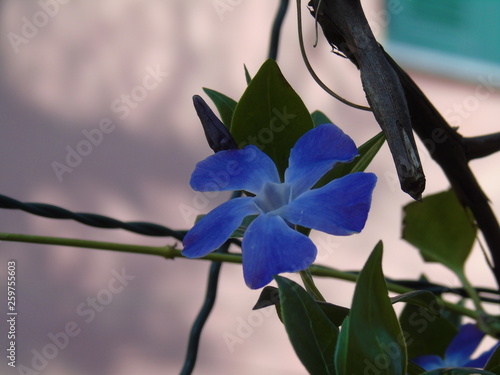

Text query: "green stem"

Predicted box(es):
[309, 264, 480, 320]
[300, 269, 326, 302]
[456, 270, 485, 314]
[0, 232, 241, 264]
[0, 232, 480, 320]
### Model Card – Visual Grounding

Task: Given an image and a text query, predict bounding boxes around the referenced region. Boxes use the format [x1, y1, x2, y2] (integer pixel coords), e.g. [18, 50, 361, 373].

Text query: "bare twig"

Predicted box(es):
[306, 0, 500, 288]
[463, 132, 500, 160]
[308, 0, 425, 200]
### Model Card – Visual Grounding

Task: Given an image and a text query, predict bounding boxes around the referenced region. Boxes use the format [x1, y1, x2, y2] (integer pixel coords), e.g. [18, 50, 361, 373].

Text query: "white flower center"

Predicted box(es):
[253, 182, 292, 214]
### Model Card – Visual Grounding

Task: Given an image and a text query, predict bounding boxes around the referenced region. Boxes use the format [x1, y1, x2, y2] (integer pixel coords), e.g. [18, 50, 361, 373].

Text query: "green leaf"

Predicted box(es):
[399, 301, 457, 359]
[252, 285, 283, 322]
[202, 88, 237, 129]
[315, 131, 385, 188]
[253, 286, 349, 328]
[407, 361, 426, 375]
[244, 64, 252, 85]
[420, 368, 497, 375]
[390, 290, 439, 310]
[485, 345, 500, 374]
[488, 366, 500, 375]
[275, 276, 338, 375]
[317, 301, 350, 327]
[402, 190, 477, 275]
[439, 298, 464, 331]
[230, 215, 257, 238]
[231, 59, 314, 177]
[335, 241, 407, 375]
[311, 110, 332, 127]
[252, 286, 280, 310]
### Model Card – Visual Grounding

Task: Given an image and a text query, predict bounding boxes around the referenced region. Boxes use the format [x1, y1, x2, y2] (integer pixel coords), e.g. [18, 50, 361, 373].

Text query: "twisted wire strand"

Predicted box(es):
[0, 193, 186, 240]
[180, 243, 229, 375]
[269, 0, 289, 60]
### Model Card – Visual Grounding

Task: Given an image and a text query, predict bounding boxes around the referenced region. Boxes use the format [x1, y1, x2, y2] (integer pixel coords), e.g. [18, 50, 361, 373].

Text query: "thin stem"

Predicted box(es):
[309, 264, 479, 320]
[0, 232, 241, 264]
[0, 232, 479, 319]
[456, 270, 485, 314]
[300, 269, 326, 302]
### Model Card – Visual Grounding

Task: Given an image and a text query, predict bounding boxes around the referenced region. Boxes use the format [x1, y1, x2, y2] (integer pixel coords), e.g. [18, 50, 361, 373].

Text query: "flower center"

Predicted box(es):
[253, 182, 292, 214]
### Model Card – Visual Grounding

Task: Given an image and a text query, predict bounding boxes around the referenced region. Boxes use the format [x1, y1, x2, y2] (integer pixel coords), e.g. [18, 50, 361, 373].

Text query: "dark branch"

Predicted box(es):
[463, 132, 500, 160]
[382, 50, 500, 288]
[308, 0, 425, 200]
[307, 0, 500, 288]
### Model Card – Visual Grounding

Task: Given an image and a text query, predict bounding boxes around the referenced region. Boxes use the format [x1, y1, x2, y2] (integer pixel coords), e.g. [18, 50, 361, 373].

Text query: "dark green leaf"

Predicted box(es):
[399, 301, 457, 359]
[253, 286, 349, 328]
[485, 344, 500, 374]
[252, 286, 280, 310]
[391, 290, 439, 310]
[317, 301, 350, 327]
[315, 131, 385, 189]
[335, 241, 407, 375]
[231, 59, 314, 177]
[311, 110, 332, 127]
[275, 276, 338, 375]
[407, 361, 426, 375]
[439, 298, 464, 331]
[244, 64, 252, 85]
[230, 215, 257, 238]
[420, 368, 497, 375]
[402, 190, 477, 275]
[202, 88, 237, 129]
[487, 366, 500, 375]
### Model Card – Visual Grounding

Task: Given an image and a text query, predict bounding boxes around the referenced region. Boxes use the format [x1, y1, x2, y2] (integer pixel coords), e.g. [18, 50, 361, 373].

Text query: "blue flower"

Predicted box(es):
[412, 323, 498, 370]
[182, 123, 377, 289]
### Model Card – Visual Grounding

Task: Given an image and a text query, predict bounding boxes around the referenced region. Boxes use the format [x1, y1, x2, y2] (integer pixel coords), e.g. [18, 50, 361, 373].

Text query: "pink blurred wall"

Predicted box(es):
[1, 1, 499, 374]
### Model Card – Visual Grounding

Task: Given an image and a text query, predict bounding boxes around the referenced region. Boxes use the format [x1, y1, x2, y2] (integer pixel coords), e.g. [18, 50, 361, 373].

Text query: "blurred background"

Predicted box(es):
[0, 1, 499, 374]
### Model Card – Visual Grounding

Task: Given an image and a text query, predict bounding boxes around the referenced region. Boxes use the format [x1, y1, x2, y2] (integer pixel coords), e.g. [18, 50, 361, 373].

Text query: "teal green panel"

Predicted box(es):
[387, 0, 500, 63]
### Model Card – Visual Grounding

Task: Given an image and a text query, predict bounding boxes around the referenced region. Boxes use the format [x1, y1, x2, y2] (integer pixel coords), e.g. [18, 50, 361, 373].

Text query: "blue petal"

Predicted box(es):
[464, 344, 499, 368]
[182, 197, 259, 258]
[242, 214, 317, 289]
[445, 324, 485, 366]
[282, 172, 377, 235]
[285, 123, 358, 197]
[190, 145, 280, 194]
[412, 355, 446, 371]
